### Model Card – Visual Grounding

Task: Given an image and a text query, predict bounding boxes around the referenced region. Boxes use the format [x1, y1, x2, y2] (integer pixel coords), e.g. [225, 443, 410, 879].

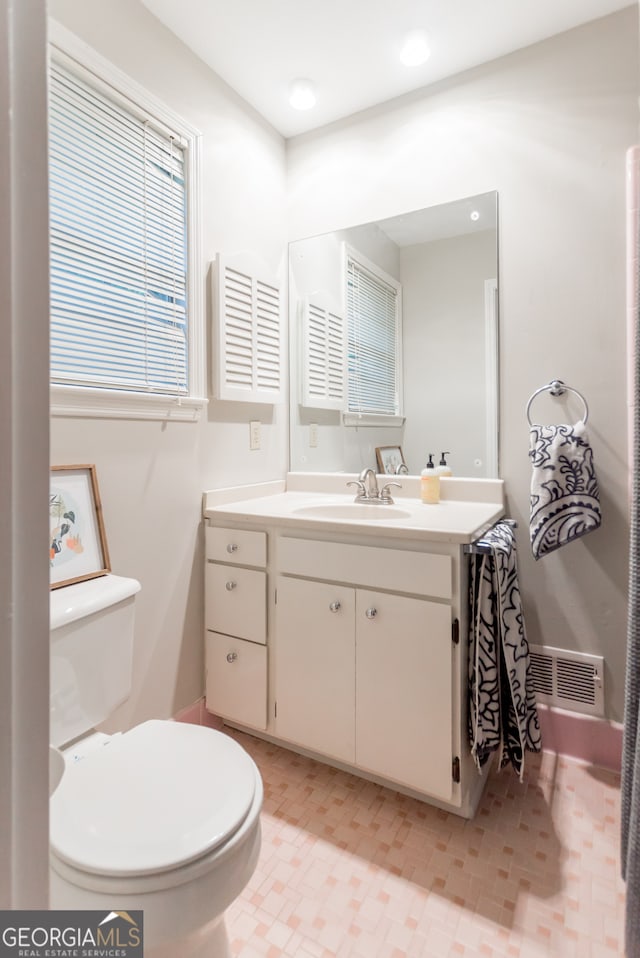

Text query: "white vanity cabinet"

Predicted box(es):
[273, 536, 455, 801]
[202, 477, 505, 818]
[204, 525, 268, 730]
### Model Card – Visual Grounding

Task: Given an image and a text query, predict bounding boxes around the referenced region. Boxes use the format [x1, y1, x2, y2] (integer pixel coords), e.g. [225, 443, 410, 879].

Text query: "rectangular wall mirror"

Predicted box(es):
[289, 191, 499, 478]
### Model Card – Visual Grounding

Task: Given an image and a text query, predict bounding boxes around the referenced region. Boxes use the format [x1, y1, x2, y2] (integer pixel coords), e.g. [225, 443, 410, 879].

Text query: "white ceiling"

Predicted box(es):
[378, 191, 497, 247]
[140, 0, 633, 138]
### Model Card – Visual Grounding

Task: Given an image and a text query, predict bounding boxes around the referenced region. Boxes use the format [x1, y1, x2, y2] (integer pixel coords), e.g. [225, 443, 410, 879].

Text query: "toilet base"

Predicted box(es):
[147, 916, 231, 958]
[49, 803, 261, 958]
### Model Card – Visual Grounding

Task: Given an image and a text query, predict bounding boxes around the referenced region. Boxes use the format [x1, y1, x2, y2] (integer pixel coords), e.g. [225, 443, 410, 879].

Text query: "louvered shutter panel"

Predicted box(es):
[301, 294, 346, 410]
[213, 254, 284, 403]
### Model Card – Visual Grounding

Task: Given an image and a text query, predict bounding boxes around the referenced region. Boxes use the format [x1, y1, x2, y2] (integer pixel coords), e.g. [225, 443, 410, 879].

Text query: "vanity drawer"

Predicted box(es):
[205, 632, 267, 731]
[205, 564, 266, 643]
[278, 537, 451, 600]
[206, 525, 266, 567]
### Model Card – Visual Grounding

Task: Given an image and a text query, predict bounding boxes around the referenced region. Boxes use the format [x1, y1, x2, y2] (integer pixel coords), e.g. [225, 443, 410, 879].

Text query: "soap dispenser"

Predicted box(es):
[436, 452, 452, 477]
[420, 454, 440, 504]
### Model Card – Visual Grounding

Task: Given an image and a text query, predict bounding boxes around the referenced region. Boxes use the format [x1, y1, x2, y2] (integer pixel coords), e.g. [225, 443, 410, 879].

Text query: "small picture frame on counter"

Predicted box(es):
[375, 445, 406, 475]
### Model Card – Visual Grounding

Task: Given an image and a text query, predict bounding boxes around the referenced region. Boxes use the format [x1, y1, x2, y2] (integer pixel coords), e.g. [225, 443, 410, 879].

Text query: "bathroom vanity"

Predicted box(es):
[202, 473, 504, 818]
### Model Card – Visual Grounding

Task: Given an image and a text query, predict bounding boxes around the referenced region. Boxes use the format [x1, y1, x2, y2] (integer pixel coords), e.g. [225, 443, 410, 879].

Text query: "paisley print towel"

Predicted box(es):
[529, 421, 602, 560]
[468, 521, 541, 779]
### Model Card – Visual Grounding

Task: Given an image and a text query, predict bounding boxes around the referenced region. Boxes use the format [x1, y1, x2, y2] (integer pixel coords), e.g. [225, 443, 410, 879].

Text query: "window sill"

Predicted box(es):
[50, 385, 208, 421]
[342, 412, 405, 428]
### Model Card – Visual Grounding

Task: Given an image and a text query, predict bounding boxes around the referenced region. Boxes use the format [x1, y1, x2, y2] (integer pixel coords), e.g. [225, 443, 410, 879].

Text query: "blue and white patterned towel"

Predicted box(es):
[529, 421, 602, 560]
[468, 521, 541, 779]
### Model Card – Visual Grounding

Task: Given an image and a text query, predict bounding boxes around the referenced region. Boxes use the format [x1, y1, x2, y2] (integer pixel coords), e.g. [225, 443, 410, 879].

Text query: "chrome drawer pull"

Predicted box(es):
[225, 580, 237, 591]
[365, 607, 377, 619]
[226, 543, 238, 553]
[226, 652, 238, 663]
[329, 600, 341, 613]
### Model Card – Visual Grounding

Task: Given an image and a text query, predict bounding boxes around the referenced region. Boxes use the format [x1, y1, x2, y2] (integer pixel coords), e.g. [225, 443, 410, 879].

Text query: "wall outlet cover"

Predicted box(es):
[250, 420, 261, 450]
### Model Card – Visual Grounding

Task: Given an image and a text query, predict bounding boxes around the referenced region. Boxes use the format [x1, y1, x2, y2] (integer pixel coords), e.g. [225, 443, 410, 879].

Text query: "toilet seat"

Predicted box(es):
[50, 721, 257, 877]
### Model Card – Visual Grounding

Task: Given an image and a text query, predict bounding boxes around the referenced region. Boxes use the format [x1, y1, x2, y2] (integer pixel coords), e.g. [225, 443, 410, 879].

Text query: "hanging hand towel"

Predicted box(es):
[529, 421, 602, 560]
[468, 521, 541, 779]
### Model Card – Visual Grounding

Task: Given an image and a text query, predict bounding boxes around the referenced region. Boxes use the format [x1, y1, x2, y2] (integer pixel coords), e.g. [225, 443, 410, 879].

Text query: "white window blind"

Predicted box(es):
[346, 252, 401, 416]
[49, 61, 188, 396]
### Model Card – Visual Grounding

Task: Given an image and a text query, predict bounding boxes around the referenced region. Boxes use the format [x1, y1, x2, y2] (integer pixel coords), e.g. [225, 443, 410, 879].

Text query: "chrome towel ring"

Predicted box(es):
[526, 379, 589, 427]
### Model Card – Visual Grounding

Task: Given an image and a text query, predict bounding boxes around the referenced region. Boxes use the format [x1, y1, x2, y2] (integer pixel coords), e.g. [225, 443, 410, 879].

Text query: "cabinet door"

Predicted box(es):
[274, 575, 355, 763]
[355, 590, 453, 800]
[205, 632, 267, 730]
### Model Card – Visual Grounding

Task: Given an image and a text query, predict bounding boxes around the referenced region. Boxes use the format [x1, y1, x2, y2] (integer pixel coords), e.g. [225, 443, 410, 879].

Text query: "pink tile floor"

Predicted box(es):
[225, 730, 625, 958]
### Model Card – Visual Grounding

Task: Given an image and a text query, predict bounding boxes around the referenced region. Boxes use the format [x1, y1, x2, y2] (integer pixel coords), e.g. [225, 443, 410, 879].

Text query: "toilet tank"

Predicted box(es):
[50, 574, 141, 748]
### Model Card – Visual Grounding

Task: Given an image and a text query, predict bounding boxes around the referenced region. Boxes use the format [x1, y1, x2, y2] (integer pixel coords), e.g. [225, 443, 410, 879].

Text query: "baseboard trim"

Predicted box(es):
[173, 699, 624, 775]
[537, 704, 622, 773]
[173, 698, 223, 730]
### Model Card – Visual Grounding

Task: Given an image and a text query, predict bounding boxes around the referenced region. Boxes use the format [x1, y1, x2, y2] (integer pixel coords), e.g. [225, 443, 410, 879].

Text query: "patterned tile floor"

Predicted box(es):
[225, 730, 625, 958]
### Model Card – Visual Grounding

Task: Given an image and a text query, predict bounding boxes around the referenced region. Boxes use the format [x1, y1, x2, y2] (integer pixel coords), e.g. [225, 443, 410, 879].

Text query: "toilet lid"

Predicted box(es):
[50, 721, 258, 876]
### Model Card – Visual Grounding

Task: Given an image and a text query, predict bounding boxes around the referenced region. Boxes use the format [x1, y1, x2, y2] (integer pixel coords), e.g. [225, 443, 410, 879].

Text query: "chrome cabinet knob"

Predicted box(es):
[365, 607, 377, 619]
[226, 652, 238, 663]
[329, 600, 341, 613]
[225, 580, 237, 591]
[226, 543, 238, 553]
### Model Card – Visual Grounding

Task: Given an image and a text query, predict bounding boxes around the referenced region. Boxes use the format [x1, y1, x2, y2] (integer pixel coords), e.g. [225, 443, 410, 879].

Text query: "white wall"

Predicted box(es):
[49, 0, 288, 728]
[287, 8, 638, 722]
[401, 229, 497, 475]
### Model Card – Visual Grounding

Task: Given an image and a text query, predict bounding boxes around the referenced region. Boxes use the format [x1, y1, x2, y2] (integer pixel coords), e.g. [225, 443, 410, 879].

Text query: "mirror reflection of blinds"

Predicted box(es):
[49, 62, 188, 395]
[346, 257, 399, 415]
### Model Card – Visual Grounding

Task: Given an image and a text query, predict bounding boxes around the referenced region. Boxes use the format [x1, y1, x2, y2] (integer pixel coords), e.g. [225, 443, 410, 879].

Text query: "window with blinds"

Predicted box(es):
[346, 250, 402, 417]
[48, 45, 202, 413]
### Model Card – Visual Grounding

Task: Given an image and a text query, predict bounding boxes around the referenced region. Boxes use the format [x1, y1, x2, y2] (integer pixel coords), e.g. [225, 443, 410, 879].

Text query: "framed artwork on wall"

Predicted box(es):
[50, 464, 111, 590]
[375, 445, 406, 475]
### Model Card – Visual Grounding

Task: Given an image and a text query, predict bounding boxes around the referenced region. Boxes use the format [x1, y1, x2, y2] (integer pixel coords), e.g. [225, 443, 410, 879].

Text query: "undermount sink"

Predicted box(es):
[293, 502, 413, 521]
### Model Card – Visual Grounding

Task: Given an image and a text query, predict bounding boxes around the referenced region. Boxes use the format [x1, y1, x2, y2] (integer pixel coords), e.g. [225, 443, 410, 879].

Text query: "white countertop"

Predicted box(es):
[203, 474, 505, 544]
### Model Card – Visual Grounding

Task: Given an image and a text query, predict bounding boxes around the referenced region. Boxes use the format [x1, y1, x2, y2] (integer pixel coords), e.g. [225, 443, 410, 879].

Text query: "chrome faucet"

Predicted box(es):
[359, 467, 379, 499]
[347, 468, 401, 504]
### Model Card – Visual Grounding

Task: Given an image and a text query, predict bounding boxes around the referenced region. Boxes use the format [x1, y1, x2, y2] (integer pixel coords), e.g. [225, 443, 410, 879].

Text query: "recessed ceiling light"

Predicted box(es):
[400, 30, 430, 67]
[289, 78, 316, 111]
[470, 210, 480, 221]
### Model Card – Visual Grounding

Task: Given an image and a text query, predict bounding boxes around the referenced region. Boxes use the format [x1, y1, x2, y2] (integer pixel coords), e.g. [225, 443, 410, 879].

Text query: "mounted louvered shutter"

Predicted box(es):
[301, 294, 345, 410]
[213, 253, 284, 403]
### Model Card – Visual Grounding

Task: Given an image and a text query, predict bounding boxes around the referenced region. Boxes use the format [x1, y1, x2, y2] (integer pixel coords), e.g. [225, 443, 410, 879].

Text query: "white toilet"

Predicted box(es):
[49, 574, 262, 958]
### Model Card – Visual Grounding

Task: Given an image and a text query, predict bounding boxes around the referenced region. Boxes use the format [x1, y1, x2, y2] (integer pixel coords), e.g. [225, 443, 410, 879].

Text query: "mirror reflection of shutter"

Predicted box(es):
[213, 253, 284, 403]
[301, 293, 346, 410]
